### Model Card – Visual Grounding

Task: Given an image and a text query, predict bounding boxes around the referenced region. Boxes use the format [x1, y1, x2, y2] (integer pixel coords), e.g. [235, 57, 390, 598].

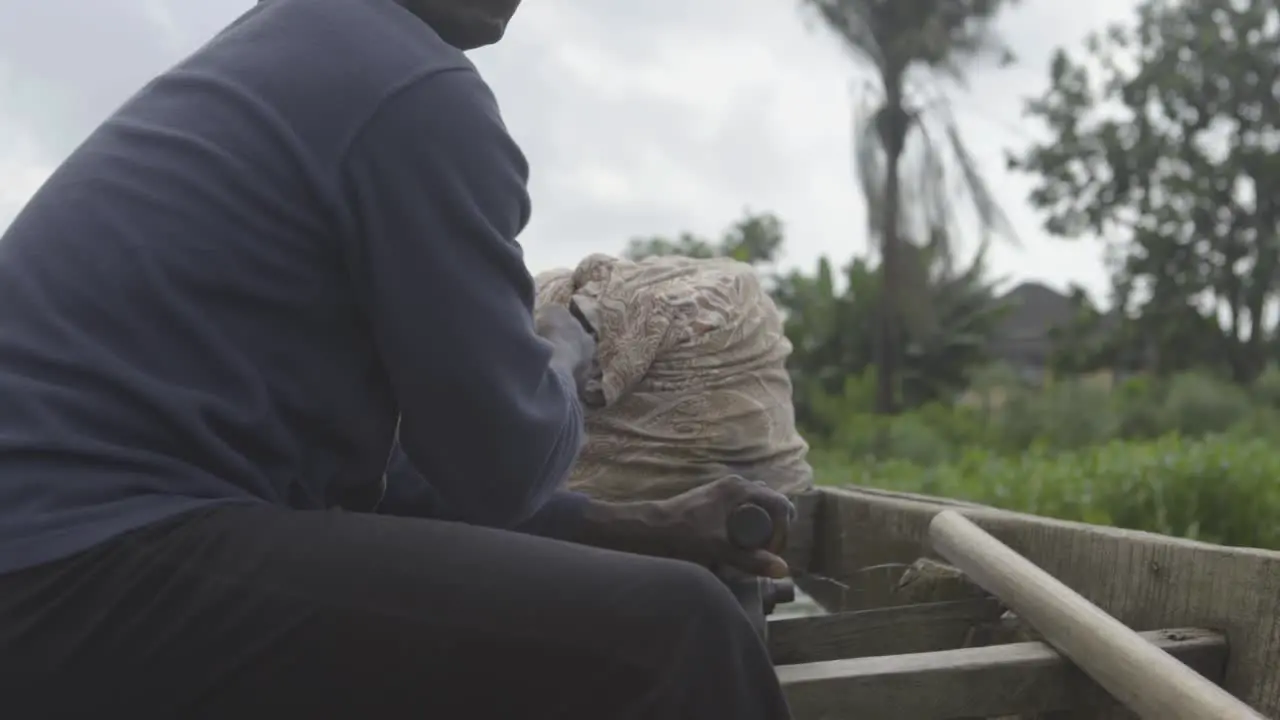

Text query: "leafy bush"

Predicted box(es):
[1111, 374, 1166, 440]
[995, 379, 1118, 452]
[1159, 372, 1254, 437]
[804, 369, 1276, 460]
[812, 435, 1280, 551]
[801, 369, 1280, 550]
[1250, 364, 1280, 411]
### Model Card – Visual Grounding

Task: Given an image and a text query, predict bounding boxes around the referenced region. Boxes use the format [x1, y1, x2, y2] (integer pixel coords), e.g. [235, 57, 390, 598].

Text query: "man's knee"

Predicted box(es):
[630, 556, 751, 631]
[614, 557, 786, 715]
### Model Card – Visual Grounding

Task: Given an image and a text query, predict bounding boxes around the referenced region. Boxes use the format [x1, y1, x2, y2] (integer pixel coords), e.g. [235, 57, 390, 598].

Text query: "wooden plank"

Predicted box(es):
[768, 598, 1006, 664]
[811, 486, 1280, 716]
[930, 510, 1265, 719]
[778, 627, 1228, 720]
[801, 490, 996, 612]
[781, 488, 820, 574]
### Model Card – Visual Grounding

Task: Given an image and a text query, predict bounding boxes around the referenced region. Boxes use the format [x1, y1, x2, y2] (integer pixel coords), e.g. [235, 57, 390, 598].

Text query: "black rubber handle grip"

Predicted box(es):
[727, 503, 774, 551]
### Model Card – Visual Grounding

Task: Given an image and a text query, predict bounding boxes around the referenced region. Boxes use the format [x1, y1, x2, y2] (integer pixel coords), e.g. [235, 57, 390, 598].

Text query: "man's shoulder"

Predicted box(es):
[199, 0, 480, 122]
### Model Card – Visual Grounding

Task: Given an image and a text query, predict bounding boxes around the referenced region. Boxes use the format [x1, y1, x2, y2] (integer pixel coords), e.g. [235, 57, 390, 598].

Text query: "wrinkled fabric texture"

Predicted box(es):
[534, 254, 814, 502]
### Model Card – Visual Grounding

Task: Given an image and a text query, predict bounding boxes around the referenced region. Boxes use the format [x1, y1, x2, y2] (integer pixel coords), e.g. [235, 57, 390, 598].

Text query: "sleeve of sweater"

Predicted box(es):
[376, 439, 589, 540]
[339, 67, 584, 529]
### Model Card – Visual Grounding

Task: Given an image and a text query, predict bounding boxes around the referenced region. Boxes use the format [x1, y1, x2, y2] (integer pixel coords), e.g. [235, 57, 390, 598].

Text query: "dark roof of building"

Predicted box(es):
[990, 282, 1098, 366]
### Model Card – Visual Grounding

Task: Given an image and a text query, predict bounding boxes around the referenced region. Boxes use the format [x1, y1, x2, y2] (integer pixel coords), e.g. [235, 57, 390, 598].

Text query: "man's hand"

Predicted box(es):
[577, 476, 797, 579]
[534, 304, 596, 393]
[650, 476, 796, 578]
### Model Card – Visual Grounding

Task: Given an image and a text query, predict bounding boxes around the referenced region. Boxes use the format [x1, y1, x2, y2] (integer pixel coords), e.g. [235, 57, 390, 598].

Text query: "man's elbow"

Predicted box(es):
[399, 366, 586, 528]
[532, 403, 585, 502]
[459, 405, 585, 529]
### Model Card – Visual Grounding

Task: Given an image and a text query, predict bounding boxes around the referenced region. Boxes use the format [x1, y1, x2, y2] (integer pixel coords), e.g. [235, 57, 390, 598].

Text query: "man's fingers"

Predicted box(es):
[714, 474, 797, 558]
[738, 482, 794, 523]
[729, 549, 790, 579]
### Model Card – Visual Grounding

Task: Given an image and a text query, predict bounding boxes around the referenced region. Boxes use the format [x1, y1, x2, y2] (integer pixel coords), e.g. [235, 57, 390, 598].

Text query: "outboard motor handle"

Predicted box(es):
[727, 503, 775, 550]
[718, 503, 795, 643]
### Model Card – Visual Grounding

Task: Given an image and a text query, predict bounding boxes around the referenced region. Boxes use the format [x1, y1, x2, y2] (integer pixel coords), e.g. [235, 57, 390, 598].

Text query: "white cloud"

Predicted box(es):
[0, 117, 52, 227]
[0, 155, 50, 214]
[0, 0, 1147, 302]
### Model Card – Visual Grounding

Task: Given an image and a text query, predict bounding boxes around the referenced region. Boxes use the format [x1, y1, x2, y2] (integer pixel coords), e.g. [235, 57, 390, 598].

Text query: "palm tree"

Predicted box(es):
[800, 0, 1022, 414]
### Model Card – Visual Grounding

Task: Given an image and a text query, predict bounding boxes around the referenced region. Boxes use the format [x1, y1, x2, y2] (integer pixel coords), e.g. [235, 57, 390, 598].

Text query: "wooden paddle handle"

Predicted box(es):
[929, 510, 1266, 720]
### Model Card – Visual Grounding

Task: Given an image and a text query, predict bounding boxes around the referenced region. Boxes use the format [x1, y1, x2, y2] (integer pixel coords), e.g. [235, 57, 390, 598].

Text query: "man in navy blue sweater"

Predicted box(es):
[0, 0, 797, 717]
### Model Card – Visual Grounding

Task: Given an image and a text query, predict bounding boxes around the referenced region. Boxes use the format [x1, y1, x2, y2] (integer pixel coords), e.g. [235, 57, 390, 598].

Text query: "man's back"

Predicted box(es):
[0, 0, 496, 572]
[0, 6, 798, 717]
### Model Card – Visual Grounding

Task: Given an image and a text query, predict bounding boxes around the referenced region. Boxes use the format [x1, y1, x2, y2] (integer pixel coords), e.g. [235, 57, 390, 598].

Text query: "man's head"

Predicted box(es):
[399, 0, 523, 50]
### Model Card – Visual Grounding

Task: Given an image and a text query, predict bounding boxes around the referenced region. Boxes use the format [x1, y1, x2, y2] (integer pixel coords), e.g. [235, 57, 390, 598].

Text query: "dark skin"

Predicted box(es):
[577, 476, 798, 579]
[399, 0, 523, 50]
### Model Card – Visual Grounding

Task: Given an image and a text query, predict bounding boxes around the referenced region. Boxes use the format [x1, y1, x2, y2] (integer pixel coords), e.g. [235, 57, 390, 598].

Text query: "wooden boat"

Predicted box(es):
[769, 486, 1280, 719]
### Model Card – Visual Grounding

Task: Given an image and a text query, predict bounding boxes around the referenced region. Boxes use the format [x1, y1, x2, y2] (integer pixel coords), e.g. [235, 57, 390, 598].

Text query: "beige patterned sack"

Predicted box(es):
[534, 253, 813, 502]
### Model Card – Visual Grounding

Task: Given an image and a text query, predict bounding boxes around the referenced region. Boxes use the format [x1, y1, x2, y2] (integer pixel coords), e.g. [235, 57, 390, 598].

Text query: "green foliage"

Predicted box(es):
[799, 0, 1020, 75]
[1011, 0, 1280, 383]
[612, 0, 1280, 552]
[619, 201, 1279, 550]
[994, 378, 1117, 453]
[623, 233, 719, 262]
[800, 0, 1021, 413]
[814, 435, 1280, 550]
[1251, 364, 1280, 410]
[810, 368, 1277, 457]
[806, 369, 1280, 550]
[777, 255, 1009, 425]
[1160, 372, 1255, 438]
[628, 219, 1011, 429]
[623, 210, 784, 267]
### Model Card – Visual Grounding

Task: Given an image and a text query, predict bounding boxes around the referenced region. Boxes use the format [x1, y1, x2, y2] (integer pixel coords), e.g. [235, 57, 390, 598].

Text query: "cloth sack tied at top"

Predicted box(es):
[534, 253, 813, 502]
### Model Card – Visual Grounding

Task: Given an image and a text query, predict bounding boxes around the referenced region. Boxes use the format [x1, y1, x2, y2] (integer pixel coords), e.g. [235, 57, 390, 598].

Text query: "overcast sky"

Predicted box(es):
[0, 0, 1141, 301]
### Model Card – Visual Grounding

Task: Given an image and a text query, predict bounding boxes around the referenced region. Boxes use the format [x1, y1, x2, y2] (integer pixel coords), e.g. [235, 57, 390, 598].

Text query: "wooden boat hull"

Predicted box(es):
[772, 486, 1279, 718]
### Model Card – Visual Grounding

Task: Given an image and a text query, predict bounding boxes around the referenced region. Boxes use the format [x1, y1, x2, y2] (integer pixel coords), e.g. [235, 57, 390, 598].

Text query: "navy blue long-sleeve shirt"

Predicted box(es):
[379, 442, 588, 540]
[0, 0, 586, 575]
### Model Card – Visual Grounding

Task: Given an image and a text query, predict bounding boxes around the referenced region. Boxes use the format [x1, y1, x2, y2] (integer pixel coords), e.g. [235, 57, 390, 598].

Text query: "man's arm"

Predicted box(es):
[340, 67, 583, 529]
[377, 434, 799, 580]
[377, 440, 590, 541]
[375, 439, 689, 553]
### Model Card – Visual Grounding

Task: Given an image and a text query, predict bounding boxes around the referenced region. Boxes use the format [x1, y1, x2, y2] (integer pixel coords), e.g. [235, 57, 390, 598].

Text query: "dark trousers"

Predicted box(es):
[0, 504, 793, 719]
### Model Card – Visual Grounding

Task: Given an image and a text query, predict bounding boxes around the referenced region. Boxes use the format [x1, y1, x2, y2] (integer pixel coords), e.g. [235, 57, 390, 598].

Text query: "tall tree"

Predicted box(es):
[799, 0, 1021, 414]
[1011, 0, 1280, 383]
[773, 249, 1008, 430]
[622, 211, 1007, 427]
